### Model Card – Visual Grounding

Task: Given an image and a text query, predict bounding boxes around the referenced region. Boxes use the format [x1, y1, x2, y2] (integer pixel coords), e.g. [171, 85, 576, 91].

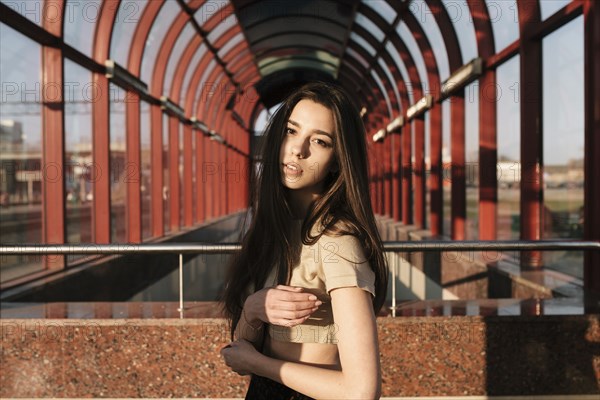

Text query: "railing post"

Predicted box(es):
[178, 253, 184, 317]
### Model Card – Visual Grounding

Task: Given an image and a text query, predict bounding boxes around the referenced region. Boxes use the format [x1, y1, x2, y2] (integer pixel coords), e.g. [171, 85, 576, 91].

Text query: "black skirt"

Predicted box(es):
[245, 374, 315, 400]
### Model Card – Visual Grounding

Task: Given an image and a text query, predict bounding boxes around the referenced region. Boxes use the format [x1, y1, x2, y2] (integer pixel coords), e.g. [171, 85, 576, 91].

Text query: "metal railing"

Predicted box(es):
[1, 240, 598, 318]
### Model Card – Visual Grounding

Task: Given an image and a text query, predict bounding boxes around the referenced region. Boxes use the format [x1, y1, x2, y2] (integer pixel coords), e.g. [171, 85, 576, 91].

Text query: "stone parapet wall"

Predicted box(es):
[1, 315, 598, 397]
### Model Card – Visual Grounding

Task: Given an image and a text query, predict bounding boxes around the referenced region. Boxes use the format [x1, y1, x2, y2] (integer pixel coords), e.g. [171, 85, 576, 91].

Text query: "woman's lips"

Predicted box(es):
[283, 163, 303, 176]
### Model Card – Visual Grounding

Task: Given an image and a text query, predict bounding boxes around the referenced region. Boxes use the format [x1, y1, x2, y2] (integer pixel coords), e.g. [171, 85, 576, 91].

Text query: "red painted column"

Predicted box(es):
[195, 130, 205, 223]
[169, 117, 180, 232]
[402, 122, 413, 225]
[414, 117, 425, 228]
[450, 95, 466, 240]
[429, 105, 443, 236]
[91, 0, 119, 244]
[518, 1, 543, 268]
[184, 123, 193, 227]
[41, 1, 65, 268]
[479, 70, 498, 241]
[391, 131, 402, 222]
[583, 0, 600, 294]
[126, 93, 141, 243]
[150, 105, 164, 237]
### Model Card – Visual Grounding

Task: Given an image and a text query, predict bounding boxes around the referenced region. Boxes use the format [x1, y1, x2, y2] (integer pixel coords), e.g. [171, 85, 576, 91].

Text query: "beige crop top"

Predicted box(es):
[254, 219, 376, 344]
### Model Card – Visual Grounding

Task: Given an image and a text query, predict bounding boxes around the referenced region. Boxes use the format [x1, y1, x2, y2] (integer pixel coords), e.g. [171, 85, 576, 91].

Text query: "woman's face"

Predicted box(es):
[279, 99, 337, 193]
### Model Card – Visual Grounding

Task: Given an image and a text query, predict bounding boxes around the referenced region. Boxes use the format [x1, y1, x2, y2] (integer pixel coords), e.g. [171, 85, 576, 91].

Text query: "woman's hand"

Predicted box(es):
[245, 285, 322, 327]
[220, 339, 262, 376]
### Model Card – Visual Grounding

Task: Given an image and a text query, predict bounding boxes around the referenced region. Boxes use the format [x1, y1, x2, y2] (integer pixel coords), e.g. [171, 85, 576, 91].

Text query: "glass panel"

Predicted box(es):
[484, 0, 519, 54]
[371, 70, 392, 118]
[245, 18, 346, 45]
[238, 0, 351, 27]
[140, 0, 180, 87]
[442, 101, 451, 237]
[465, 81, 479, 240]
[396, 22, 429, 94]
[351, 32, 377, 57]
[0, 23, 43, 282]
[542, 16, 584, 279]
[110, 0, 148, 69]
[182, 43, 208, 105]
[164, 22, 196, 98]
[361, 0, 397, 25]
[217, 32, 243, 59]
[109, 83, 127, 243]
[163, 113, 170, 234]
[496, 55, 520, 240]
[207, 12, 237, 44]
[63, 0, 102, 59]
[540, 0, 571, 20]
[259, 58, 337, 77]
[441, 0, 478, 62]
[378, 58, 401, 114]
[346, 46, 369, 69]
[355, 12, 385, 42]
[64, 59, 93, 265]
[0, 0, 43, 26]
[410, 0, 450, 82]
[195, 0, 230, 28]
[141, 101, 151, 240]
[254, 34, 343, 57]
[385, 41, 414, 104]
[193, 59, 217, 116]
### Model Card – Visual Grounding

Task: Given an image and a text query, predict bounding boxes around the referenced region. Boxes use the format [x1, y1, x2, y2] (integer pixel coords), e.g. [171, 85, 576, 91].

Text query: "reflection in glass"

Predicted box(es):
[496, 55, 520, 241]
[542, 16, 584, 279]
[442, 101, 451, 237]
[64, 59, 93, 264]
[465, 81, 480, 240]
[141, 101, 152, 240]
[109, 84, 127, 243]
[0, 23, 43, 282]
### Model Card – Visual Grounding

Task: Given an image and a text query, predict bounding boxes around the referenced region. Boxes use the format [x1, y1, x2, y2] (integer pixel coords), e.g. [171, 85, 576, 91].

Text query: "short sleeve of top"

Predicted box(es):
[264, 222, 376, 344]
[317, 233, 376, 297]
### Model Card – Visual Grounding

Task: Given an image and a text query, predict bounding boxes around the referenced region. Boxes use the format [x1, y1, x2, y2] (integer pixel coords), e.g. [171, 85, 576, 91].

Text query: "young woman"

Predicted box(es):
[220, 82, 388, 399]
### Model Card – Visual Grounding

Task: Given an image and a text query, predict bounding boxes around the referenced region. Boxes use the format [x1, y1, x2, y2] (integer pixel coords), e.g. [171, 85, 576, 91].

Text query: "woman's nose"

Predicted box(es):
[290, 139, 307, 159]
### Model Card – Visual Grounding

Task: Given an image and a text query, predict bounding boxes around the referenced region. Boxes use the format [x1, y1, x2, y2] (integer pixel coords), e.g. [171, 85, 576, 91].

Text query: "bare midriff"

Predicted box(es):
[263, 333, 342, 370]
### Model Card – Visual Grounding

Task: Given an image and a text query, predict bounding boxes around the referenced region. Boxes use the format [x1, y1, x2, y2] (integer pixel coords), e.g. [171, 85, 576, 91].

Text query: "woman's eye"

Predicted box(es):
[314, 139, 330, 147]
[285, 128, 296, 135]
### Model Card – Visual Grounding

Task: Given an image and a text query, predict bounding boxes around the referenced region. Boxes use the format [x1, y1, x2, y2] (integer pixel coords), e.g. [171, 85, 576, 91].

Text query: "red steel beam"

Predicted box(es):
[41, 0, 65, 269]
[469, 0, 497, 241]
[91, 0, 119, 244]
[517, 0, 543, 268]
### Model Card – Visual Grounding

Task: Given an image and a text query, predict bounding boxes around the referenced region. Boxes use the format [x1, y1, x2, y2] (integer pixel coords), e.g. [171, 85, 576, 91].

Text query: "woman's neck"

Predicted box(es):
[288, 189, 322, 219]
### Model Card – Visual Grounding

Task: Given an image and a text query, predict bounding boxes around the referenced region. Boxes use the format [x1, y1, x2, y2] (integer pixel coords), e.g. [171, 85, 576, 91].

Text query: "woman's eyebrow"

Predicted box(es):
[288, 119, 334, 140]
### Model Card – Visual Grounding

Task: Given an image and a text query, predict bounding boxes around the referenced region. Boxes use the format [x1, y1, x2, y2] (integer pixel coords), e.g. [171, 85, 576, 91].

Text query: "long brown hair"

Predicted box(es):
[220, 82, 388, 339]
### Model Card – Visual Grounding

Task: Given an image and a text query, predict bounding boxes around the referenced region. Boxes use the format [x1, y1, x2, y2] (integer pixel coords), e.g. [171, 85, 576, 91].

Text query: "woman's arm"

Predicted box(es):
[233, 285, 322, 347]
[249, 286, 381, 399]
